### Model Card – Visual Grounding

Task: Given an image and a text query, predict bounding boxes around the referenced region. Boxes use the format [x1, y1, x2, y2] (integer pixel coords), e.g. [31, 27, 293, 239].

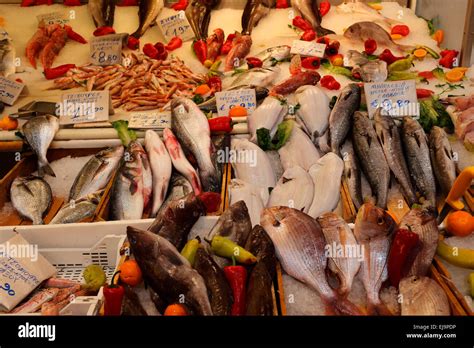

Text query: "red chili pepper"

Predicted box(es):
[301, 57, 320, 70]
[165, 36, 182, 51]
[391, 24, 410, 37]
[43, 64, 76, 80]
[275, 0, 289, 8]
[15, 78, 24, 83]
[193, 39, 207, 64]
[224, 263, 247, 316]
[93, 26, 116, 37]
[301, 29, 316, 41]
[378, 49, 404, 65]
[143, 43, 159, 59]
[172, 0, 188, 11]
[207, 76, 222, 92]
[220, 33, 236, 56]
[325, 41, 340, 56]
[21, 0, 36, 7]
[439, 49, 459, 69]
[418, 71, 435, 80]
[63, 0, 81, 6]
[117, 0, 138, 5]
[246, 57, 263, 69]
[64, 25, 87, 44]
[154, 42, 168, 60]
[364, 38, 377, 55]
[292, 16, 313, 32]
[416, 88, 434, 99]
[103, 272, 124, 316]
[319, 0, 331, 17]
[127, 36, 140, 50]
[387, 229, 420, 287]
[320, 75, 340, 90]
[36, 0, 53, 5]
[352, 71, 361, 80]
[198, 192, 222, 213]
[316, 37, 330, 45]
[208, 116, 233, 133]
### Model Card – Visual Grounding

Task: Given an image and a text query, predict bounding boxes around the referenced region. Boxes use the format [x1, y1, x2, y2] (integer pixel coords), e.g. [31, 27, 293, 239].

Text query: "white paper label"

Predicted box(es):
[58, 90, 113, 125]
[90, 35, 123, 66]
[0, 77, 25, 106]
[128, 111, 171, 129]
[158, 11, 194, 42]
[215, 89, 257, 117]
[364, 80, 419, 118]
[290, 40, 326, 58]
[37, 12, 68, 25]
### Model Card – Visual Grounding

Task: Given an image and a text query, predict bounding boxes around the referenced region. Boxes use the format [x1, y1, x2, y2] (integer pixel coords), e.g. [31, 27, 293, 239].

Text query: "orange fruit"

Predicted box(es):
[446, 211, 474, 237]
[164, 304, 188, 316]
[119, 260, 142, 286]
[445, 69, 464, 82]
[229, 105, 247, 117]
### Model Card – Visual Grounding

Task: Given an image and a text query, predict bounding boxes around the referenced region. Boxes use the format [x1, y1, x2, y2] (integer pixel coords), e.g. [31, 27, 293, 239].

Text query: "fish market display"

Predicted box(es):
[10, 176, 52, 225]
[253, 46, 291, 68]
[353, 60, 388, 83]
[278, 124, 321, 171]
[228, 179, 268, 227]
[294, 85, 330, 142]
[399, 276, 450, 316]
[341, 139, 363, 209]
[22, 115, 60, 177]
[0, 28, 15, 77]
[242, 0, 275, 35]
[132, 0, 164, 38]
[248, 96, 287, 143]
[429, 126, 457, 197]
[88, 0, 116, 28]
[290, 0, 334, 36]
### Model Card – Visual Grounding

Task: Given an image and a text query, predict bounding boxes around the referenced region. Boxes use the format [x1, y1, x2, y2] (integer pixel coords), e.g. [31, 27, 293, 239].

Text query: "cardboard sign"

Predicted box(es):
[37, 12, 68, 26]
[0, 76, 25, 106]
[290, 40, 326, 58]
[58, 90, 113, 125]
[158, 11, 194, 42]
[364, 80, 419, 118]
[215, 89, 257, 117]
[90, 35, 123, 66]
[128, 111, 171, 129]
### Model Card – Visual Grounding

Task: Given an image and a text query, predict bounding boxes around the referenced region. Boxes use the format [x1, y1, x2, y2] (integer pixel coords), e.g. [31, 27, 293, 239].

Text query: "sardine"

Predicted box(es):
[242, 0, 275, 35]
[254, 45, 291, 67]
[0, 28, 15, 77]
[171, 98, 219, 193]
[228, 179, 268, 228]
[69, 146, 123, 201]
[353, 111, 390, 209]
[270, 70, 320, 96]
[225, 34, 252, 71]
[399, 276, 450, 315]
[131, 0, 164, 38]
[22, 115, 59, 177]
[294, 85, 330, 142]
[127, 226, 213, 315]
[198, 85, 269, 113]
[49, 194, 99, 224]
[291, 0, 335, 36]
[246, 261, 274, 315]
[248, 96, 287, 143]
[230, 67, 279, 88]
[244, 224, 276, 278]
[10, 176, 52, 225]
[429, 126, 457, 197]
[341, 139, 363, 209]
[278, 124, 321, 171]
[88, 0, 117, 28]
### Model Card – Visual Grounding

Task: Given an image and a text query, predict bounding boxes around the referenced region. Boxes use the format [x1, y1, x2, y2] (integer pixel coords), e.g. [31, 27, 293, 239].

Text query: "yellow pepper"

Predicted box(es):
[437, 238, 474, 269]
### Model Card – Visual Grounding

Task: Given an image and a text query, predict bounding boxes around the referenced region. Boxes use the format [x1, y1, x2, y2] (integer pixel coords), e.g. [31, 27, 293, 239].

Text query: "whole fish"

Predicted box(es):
[171, 98, 219, 193]
[254, 46, 291, 67]
[353, 111, 390, 209]
[186, 0, 220, 40]
[401, 117, 437, 207]
[354, 203, 396, 315]
[267, 165, 314, 213]
[69, 146, 123, 201]
[270, 70, 320, 96]
[230, 67, 279, 88]
[429, 126, 457, 197]
[244, 224, 276, 278]
[246, 261, 274, 315]
[127, 226, 213, 315]
[225, 34, 252, 71]
[206, 28, 225, 62]
[22, 115, 59, 177]
[206, 200, 252, 246]
[399, 276, 450, 316]
[291, 0, 335, 36]
[0, 28, 15, 77]
[327, 84, 361, 155]
[317, 212, 360, 296]
[144, 130, 172, 217]
[198, 85, 269, 113]
[228, 179, 268, 228]
[194, 248, 232, 316]
[110, 142, 144, 220]
[261, 207, 362, 315]
[88, 0, 117, 28]
[242, 0, 275, 35]
[374, 109, 416, 206]
[49, 194, 99, 224]
[163, 127, 202, 195]
[307, 152, 344, 219]
[133, 141, 153, 210]
[122, 285, 161, 316]
[12, 288, 59, 314]
[294, 85, 330, 142]
[278, 124, 321, 171]
[352, 60, 388, 83]
[131, 0, 164, 38]
[148, 193, 206, 250]
[11, 176, 52, 225]
[156, 174, 193, 216]
[248, 96, 287, 143]
[399, 208, 439, 277]
[341, 139, 363, 209]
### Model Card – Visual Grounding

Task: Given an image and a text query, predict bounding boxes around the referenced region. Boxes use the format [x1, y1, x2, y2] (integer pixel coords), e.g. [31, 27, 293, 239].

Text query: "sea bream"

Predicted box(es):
[49, 194, 100, 224]
[248, 96, 287, 143]
[294, 85, 330, 142]
[89, 0, 117, 28]
[429, 126, 457, 197]
[399, 276, 450, 316]
[278, 124, 321, 171]
[10, 176, 52, 225]
[131, 0, 164, 38]
[291, 0, 335, 36]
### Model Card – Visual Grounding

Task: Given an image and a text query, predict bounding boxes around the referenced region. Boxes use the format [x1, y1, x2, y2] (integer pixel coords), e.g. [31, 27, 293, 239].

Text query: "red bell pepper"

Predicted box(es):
[208, 116, 233, 133]
[166, 36, 182, 51]
[387, 229, 420, 287]
[319, 0, 330, 17]
[364, 39, 377, 55]
[193, 40, 207, 64]
[316, 37, 330, 45]
[276, 0, 289, 8]
[103, 271, 124, 316]
[378, 49, 404, 65]
[416, 88, 434, 99]
[325, 41, 340, 56]
[64, 25, 87, 44]
[143, 43, 159, 59]
[63, 0, 81, 6]
[224, 262, 247, 316]
[154, 42, 168, 60]
[172, 0, 188, 11]
[93, 26, 116, 37]
[246, 57, 263, 69]
[198, 192, 222, 213]
[207, 76, 222, 92]
[301, 30, 316, 41]
[391, 24, 410, 37]
[301, 57, 320, 70]
[418, 71, 435, 80]
[220, 33, 236, 56]
[292, 16, 313, 32]
[439, 49, 459, 69]
[21, 0, 36, 7]
[44, 64, 76, 80]
[127, 36, 140, 50]
[36, 0, 53, 5]
[320, 75, 340, 90]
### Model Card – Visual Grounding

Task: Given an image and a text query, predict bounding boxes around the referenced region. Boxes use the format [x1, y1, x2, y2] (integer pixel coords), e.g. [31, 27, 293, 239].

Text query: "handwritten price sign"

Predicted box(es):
[129, 111, 171, 129]
[158, 11, 194, 42]
[59, 90, 113, 125]
[90, 34, 123, 66]
[37, 12, 68, 26]
[290, 40, 326, 58]
[215, 89, 257, 117]
[0, 76, 25, 105]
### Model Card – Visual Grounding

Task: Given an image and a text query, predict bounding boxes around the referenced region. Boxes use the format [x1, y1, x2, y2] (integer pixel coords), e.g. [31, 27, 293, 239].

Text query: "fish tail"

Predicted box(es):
[333, 297, 365, 316]
[316, 26, 335, 37]
[39, 162, 56, 177]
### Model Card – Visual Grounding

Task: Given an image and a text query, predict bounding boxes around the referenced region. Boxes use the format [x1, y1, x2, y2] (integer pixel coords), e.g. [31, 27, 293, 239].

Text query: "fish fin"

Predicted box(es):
[316, 26, 335, 37]
[39, 163, 56, 177]
[333, 297, 365, 316]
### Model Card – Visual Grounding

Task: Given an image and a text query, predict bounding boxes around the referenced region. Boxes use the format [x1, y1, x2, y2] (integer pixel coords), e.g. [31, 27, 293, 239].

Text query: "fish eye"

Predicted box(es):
[377, 217, 385, 225]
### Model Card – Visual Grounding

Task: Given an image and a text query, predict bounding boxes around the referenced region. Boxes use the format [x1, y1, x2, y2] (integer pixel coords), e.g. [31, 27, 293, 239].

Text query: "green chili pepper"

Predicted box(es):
[181, 237, 201, 266]
[388, 56, 414, 72]
[210, 236, 257, 265]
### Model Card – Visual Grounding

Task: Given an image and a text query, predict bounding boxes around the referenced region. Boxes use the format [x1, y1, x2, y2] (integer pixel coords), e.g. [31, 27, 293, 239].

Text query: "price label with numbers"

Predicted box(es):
[158, 11, 194, 42]
[215, 89, 257, 117]
[37, 11, 68, 25]
[364, 80, 419, 118]
[290, 40, 326, 58]
[128, 111, 171, 129]
[0, 76, 25, 106]
[59, 90, 113, 125]
[90, 34, 123, 66]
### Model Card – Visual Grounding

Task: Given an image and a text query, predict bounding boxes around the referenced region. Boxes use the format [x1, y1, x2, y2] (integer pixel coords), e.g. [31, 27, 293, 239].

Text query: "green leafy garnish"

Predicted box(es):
[257, 120, 294, 151]
[435, 82, 464, 96]
[112, 120, 137, 146]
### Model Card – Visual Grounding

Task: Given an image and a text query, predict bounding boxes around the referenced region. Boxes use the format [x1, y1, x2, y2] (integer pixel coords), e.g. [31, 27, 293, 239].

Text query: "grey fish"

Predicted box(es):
[49, 194, 100, 224]
[291, 0, 335, 36]
[127, 226, 213, 315]
[157, 174, 193, 216]
[132, 0, 164, 38]
[11, 176, 52, 225]
[353, 111, 390, 209]
[0, 28, 15, 78]
[401, 117, 437, 207]
[374, 109, 417, 206]
[354, 60, 388, 83]
[88, 0, 117, 28]
[22, 115, 59, 177]
[254, 45, 291, 67]
[69, 146, 123, 201]
[230, 67, 280, 88]
[244, 224, 276, 278]
[186, 0, 220, 40]
[171, 98, 219, 192]
[341, 139, 363, 209]
[399, 276, 450, 316]
[328, 84, 361, 155]
[122, 285, 161, 316]
[198, 85, 269, 113]
[242, 0, 275, 35]
[429, 126, 457, 197]
[399, 208, 439, 277]
[246, 261, 274, 315]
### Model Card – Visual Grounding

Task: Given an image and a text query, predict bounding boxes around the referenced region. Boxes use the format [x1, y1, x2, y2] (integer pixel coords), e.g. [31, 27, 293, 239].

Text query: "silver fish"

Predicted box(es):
[254, 45, 291, 67]
[353, 60, 388, 83]
[134, 141, 153, 210]
[0, 28, 15, 78]
[49, 194, 99, 224]
[399, 276, 450, 316]
[294, 85, 330, 142]
[230, 67, 280, 88]
[155, 174, 193, 217]
[341, 139, 363, 209]
[131, 0, 164, 38]
[22, 115, 59, 177]
[242, 0, 275, 35]
[429, 126, 457, 197]
[291, 0, 335, 36]
[69, 146, 123, 201]
[88, 0, 117, 28]
[10, 176, 52, 225]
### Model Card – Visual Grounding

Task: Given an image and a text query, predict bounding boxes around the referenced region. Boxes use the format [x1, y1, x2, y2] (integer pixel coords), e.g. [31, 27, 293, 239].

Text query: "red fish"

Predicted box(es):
[224, 34, 252, 72]
[206, 28, 225, 62]
[270, 70, 321, 96]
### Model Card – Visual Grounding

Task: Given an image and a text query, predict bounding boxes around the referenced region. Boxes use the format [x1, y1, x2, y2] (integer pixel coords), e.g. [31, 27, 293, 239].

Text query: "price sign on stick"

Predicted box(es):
[59, 90, 114, 125]
[129, 111, 171, 129]
[290, 40, 326, 57]
[0, 77, 25, 106]
[37, 12, 68, 26]
[215, 89, 257, 117]
[90, 34, 123, 66]
[158, 11, 194, 42]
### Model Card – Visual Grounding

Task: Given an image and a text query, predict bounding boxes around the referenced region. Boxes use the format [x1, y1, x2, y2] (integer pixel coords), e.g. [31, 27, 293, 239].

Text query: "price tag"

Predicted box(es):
[215, 89, 257, 117]
[58, 90, 114, 125]
[0, 76, 25, 106]
[290, 40, 326, 58]
[90, 34, 123, 66]
[364, 80, 419, 118]
[158, 11, 194, 42]
[37, 12, 68, 26]
[128, 111, 171, 129]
